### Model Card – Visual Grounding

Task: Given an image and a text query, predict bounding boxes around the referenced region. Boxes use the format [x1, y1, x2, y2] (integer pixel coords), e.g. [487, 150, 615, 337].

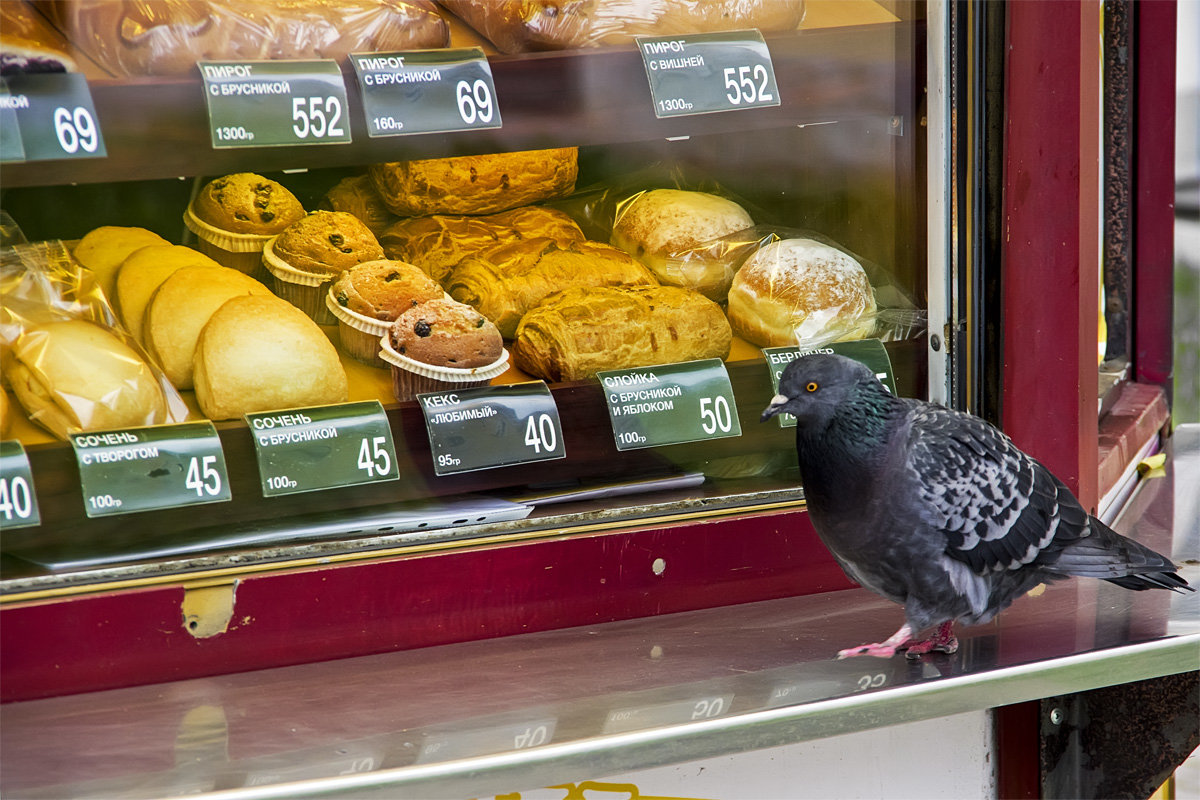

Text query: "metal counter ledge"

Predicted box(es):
[2, 428, 1197, 800]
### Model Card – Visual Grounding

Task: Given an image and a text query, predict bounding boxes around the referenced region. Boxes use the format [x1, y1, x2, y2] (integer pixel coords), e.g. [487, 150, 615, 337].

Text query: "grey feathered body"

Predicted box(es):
[788, 367, 1188, 634]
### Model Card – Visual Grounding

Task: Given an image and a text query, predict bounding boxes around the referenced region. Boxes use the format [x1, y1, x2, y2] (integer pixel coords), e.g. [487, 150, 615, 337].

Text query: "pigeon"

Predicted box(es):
[762, 353, 1193, 659]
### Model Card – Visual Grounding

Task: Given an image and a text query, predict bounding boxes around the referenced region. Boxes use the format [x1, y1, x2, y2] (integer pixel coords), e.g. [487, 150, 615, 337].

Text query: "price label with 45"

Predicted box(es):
[69, 422, 231, 518]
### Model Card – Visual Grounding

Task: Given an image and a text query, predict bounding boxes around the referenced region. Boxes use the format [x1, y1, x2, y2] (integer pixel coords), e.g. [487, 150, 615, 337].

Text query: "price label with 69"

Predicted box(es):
[351, 47, 501, 137]
[1, 73, 106, 163]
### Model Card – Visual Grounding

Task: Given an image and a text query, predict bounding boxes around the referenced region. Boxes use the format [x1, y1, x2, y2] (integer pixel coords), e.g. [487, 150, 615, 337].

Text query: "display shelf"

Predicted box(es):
[1, 22, 916, 188]
[1, 444, 1194, 799]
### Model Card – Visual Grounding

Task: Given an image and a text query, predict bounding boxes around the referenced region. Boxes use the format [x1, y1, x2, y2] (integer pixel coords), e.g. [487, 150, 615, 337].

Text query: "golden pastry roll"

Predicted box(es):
[114, 244, 223, 344]
[193, 295, 348, 420]
[513, 285, 732, 382]
[143, 265, 274, 390]
[445, 238, 657, 338]
[369, 148, 579, 216]
[379, 206, 584, 283]
[5, 319, 168, 437]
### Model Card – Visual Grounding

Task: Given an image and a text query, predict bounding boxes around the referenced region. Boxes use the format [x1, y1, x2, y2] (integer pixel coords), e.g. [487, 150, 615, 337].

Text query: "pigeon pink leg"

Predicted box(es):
[836, 623, 914, 659]
[900, 621, 959, 658]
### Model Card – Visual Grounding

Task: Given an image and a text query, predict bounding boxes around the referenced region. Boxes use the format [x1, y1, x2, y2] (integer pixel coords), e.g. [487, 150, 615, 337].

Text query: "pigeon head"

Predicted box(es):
[761, 353, 879, 427]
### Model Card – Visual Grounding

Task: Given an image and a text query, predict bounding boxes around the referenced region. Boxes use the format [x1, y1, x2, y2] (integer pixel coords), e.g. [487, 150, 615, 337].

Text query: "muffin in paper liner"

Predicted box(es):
[378, 336, 509, 402]
[262, 237, 337, 324]
[183, 202, 273, 279]
[326, 290, 390, 367]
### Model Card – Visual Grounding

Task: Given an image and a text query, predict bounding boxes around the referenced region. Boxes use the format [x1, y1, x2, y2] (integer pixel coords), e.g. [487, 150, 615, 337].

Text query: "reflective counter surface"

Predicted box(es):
[3, 428, 1197, 800]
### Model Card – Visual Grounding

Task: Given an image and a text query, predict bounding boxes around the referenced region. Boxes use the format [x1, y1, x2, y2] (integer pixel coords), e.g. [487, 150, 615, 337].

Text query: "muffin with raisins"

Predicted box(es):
[262, 211, 384, 323]
[381, 298, 508, 400]
[327, 259, 441, 366]
[184, 173, 306, 278]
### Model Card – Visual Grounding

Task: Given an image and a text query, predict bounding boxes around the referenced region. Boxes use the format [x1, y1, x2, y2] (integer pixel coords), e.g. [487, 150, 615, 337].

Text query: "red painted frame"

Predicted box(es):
[1, 509, 852, 702]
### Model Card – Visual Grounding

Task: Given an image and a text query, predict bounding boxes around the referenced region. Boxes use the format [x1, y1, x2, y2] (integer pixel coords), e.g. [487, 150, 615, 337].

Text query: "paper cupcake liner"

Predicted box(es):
[262, 237, 337, 324]
[378, 337, 509, 402]
[325, 291, 390, 367]
[183, 203, 276, 278]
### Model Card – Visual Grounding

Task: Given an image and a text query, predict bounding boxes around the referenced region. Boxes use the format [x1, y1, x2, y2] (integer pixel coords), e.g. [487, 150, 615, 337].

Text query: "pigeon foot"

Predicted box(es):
[836, 623, 914, 659]
[901, 622, 958, 659]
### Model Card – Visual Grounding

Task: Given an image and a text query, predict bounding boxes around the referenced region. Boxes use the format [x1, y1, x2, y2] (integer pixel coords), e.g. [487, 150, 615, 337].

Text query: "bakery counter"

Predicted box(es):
[1, 438, 1195, 798]
[1, 19, 916, 189]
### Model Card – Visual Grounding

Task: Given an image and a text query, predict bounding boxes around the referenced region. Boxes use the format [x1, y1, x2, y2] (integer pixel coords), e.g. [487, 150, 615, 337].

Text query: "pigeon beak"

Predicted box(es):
[761, 393, 789, 422]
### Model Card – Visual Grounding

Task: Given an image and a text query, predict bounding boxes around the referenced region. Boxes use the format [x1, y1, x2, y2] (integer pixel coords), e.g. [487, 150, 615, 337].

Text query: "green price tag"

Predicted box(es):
[0, 73, 106, 163]
[764, 340, 897, 428]
[599, 358, 741, 451]
[351, 47, 501, 136]
[69, 422, 231, 517]
[201, 60, 351, 148]
[636, 30, 780, 118]
[419, 382, 565, 476]
[0, 440, 41, 529]
[246, 401, 398, 496]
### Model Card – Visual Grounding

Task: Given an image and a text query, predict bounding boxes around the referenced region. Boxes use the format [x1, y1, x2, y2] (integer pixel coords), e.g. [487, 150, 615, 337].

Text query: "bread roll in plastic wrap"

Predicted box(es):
[442, 0, 805, 54]
[41, 0, 449, 77]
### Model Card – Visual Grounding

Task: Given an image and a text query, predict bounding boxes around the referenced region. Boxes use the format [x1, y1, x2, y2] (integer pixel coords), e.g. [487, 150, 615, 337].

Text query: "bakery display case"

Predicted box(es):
[1, 0, 1194, 797]
[2, 0, 929, 674]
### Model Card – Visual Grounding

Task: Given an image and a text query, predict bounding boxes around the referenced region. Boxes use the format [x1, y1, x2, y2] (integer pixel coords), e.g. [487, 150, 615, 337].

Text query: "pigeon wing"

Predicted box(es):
[904, 406, 1089, 575]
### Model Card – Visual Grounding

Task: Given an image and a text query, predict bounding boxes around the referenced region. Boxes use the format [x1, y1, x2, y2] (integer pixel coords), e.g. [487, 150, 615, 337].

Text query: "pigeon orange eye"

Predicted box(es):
[806, 382, 819, 393]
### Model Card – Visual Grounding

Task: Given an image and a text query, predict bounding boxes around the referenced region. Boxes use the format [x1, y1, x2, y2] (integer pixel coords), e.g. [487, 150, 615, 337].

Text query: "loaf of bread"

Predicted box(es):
[726, 238, 877, 347]
[193, 295, 348, 420]
[144, 265, 274, 389]
[40, 0, 449, 77]
[114, 244, 223, 344]
[6, 319, 167, 437]
[446, 238, 657, 338]
[72, 226, 171, 302]
[379, 206, 584, 283]
[369, 148, 579, 217]
[441, 0, 805, 53]
[2, 1, 78, 75]
[611, 189, 754, 301]
[514, 285, 731, 382]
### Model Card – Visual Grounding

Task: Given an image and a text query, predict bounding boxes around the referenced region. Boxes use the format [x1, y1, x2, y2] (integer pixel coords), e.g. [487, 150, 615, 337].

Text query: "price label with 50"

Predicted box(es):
[1, 73, 106, 163]
[419, 382, 565, 476]
[351, 47, 502, 136]
[599, 359, 742, 450]
[69, 422, 231, 518]
[245, 401, 399, 496]
[201, 60, 351, 148]
[636, 30, 781, 119]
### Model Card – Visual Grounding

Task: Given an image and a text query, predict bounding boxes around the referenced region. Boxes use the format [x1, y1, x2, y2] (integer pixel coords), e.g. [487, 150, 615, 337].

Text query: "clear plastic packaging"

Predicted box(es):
[40, 0, 449, 77]
[1, 241, 189, 439]
[441, 0, 805, 54]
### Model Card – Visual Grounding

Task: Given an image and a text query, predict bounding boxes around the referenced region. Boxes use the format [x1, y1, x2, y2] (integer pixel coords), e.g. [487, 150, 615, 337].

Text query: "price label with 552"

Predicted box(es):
[201, 60, 351, 148]
[636, 30, 780, 118]
[69, 422, 232, 518]
[351, 47, 501, 136]
[1, 73, 106, 163]
[419, 382, 565, 476]
[245, 401, 399, 496]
